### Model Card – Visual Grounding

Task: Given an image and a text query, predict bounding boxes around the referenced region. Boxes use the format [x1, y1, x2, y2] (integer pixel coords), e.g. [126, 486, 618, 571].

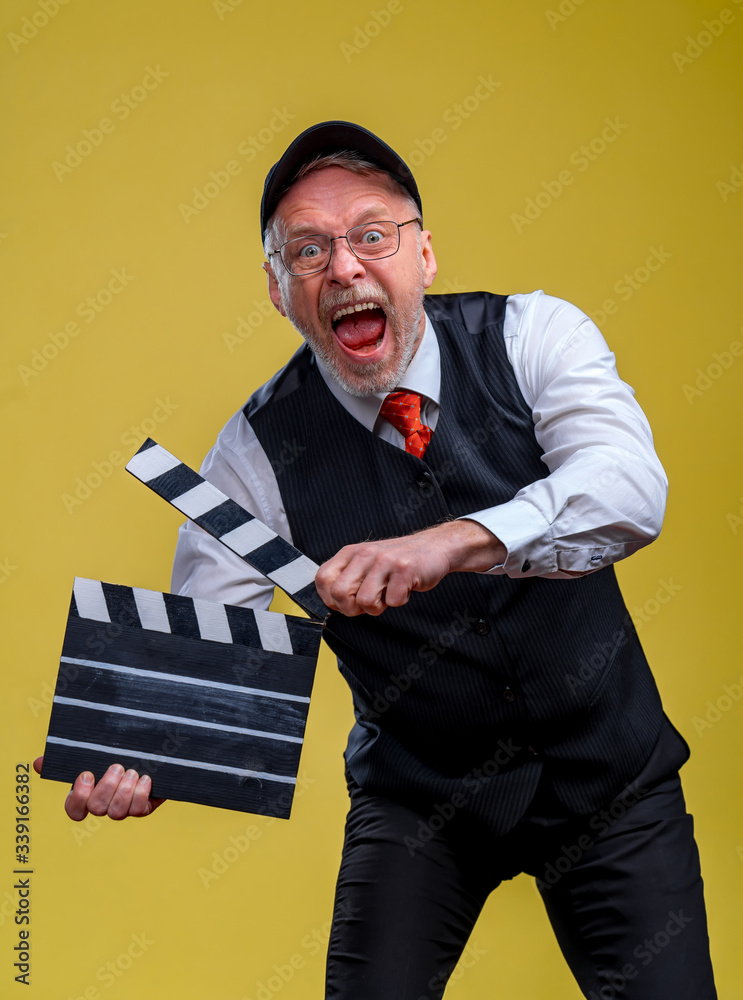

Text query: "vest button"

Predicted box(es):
[527, 745, 540, 757]
[502, 686, 516, 702]
[474, 618, 490, 635]
[415, 471, 433, 489]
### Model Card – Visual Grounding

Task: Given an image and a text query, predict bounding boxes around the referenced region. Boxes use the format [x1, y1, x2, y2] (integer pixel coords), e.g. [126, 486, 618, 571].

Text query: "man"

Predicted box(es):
[43, 122, 716, 998]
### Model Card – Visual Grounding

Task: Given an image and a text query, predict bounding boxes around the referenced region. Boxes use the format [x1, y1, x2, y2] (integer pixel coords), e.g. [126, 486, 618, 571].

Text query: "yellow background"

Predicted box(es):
[2, 0, 741, 996]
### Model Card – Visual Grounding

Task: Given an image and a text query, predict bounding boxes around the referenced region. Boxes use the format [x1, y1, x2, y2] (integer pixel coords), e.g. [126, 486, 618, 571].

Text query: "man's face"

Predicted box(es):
[264, 166, 437, 396]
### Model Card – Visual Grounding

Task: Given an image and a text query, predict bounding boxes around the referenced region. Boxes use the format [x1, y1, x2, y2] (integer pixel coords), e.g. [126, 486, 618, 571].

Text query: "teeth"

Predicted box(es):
[332, 302, 380, 323]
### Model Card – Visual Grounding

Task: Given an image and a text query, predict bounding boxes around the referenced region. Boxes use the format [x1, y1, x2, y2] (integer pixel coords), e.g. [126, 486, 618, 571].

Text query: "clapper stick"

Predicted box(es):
[41, 438, 330, 816]
[125, 438, 330, 623]
[41, 579, 322, 817]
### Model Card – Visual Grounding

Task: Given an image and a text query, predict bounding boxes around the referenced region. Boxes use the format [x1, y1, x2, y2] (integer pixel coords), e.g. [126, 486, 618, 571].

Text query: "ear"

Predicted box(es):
[263, 261, 287, 317]
[419, 230, 437, 289]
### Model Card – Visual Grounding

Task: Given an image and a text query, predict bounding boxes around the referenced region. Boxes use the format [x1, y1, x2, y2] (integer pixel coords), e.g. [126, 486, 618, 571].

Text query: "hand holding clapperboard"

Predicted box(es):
[40, 439, 330, 818]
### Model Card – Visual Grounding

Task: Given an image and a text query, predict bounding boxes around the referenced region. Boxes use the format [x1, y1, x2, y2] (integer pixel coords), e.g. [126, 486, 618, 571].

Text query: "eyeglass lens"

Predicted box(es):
[282, 222, 400, 274]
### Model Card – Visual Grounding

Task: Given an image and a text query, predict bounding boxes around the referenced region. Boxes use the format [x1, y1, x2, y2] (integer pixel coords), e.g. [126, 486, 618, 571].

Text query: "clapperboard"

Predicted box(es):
[42, 440, 329, 818]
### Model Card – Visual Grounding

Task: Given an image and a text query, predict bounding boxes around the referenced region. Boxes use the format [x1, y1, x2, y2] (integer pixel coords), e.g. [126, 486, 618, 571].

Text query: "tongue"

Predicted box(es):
[334, 310, 386, 351]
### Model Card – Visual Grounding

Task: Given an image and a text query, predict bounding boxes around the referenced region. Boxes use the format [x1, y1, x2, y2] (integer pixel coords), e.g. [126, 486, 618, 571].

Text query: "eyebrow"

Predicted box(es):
[284, 208, 393, 240]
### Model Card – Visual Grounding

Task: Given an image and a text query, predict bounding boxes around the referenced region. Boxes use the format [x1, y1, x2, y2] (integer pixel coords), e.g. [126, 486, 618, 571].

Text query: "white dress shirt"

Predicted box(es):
[171, 290, 668, 609]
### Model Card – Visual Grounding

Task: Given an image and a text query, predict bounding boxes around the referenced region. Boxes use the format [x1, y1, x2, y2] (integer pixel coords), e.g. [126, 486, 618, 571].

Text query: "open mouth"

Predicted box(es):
[331, 301, 388, 359]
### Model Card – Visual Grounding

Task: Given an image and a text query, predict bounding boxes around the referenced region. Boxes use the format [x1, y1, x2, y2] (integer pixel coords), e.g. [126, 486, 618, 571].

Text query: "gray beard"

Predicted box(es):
[281, 278, 425, 397]
[308, 314, 421, 397]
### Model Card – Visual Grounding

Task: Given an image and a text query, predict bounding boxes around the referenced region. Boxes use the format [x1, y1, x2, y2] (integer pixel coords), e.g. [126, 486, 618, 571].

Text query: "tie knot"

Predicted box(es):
[379, 392, 432, 459]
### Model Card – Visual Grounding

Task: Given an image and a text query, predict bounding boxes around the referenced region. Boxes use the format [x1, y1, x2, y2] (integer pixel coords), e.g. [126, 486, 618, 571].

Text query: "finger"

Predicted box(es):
[106, 768, 142, 820]
[328, 560, 378, 616]
[65, 770, 96, 821]
[331, 549, 408, 616]
[84, 763, 126, 817]
[317, 549, 371, 615]
[378, 566, 418, 608]
[354, 550, 420, 612]
[352, 568, 393, 615]
[315, 549, 354, 606]
[129, 774, 165, 817]
[33, 756, 43, 775]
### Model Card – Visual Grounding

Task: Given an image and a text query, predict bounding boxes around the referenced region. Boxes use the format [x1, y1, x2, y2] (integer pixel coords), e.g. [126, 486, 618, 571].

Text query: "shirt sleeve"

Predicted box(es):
[463, 290, 668, 579]
[170, 410, 283, 609]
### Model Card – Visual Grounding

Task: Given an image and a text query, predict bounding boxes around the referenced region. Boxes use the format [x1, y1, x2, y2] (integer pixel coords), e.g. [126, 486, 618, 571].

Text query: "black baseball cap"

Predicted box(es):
[260, 120, 422, 241]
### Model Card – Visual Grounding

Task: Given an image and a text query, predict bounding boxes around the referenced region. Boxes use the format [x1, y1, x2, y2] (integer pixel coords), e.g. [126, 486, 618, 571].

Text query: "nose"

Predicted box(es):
[325, 236, 367, 285]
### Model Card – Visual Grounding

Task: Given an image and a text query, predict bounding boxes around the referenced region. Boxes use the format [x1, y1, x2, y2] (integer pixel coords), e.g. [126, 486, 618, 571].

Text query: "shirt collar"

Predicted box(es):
[315, 309, 441, 433]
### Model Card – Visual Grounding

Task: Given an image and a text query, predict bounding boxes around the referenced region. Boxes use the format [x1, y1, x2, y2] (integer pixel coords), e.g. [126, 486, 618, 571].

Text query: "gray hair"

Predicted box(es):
[263, 150, 421, 257]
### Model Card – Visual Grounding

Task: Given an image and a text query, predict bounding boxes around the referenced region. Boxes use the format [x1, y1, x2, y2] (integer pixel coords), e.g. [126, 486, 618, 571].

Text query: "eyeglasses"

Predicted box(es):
[267, 218, 422, 276]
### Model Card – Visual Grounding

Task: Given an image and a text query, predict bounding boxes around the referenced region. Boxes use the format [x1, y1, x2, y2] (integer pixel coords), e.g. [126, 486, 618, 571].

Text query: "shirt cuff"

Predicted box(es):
[460, 500, 557, 576]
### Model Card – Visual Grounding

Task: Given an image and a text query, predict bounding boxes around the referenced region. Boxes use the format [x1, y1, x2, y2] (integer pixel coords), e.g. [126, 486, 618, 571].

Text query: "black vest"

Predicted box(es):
[244, 292, 668, 834]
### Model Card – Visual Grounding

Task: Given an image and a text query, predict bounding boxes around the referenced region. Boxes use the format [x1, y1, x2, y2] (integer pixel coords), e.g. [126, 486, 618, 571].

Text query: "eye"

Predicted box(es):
[360, 229, 385, 245]
[298, 243, 322, 258]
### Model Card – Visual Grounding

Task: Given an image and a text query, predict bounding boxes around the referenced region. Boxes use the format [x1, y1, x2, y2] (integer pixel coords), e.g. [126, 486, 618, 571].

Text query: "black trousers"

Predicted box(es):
[325, 733, 716, 999]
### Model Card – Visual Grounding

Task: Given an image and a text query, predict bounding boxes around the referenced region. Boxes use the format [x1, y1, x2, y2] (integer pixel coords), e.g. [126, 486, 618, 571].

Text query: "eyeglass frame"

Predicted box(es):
[266, 218, 423, 276]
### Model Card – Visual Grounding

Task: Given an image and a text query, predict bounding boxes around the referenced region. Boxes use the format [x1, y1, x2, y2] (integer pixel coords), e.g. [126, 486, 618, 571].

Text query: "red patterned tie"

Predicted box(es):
[379, 392, 432, 459]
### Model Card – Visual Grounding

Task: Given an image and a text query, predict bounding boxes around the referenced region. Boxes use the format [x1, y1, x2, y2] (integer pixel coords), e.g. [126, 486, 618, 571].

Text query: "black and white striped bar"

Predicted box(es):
[125, 438, 329, 622]
[41, 578, 323, 817]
